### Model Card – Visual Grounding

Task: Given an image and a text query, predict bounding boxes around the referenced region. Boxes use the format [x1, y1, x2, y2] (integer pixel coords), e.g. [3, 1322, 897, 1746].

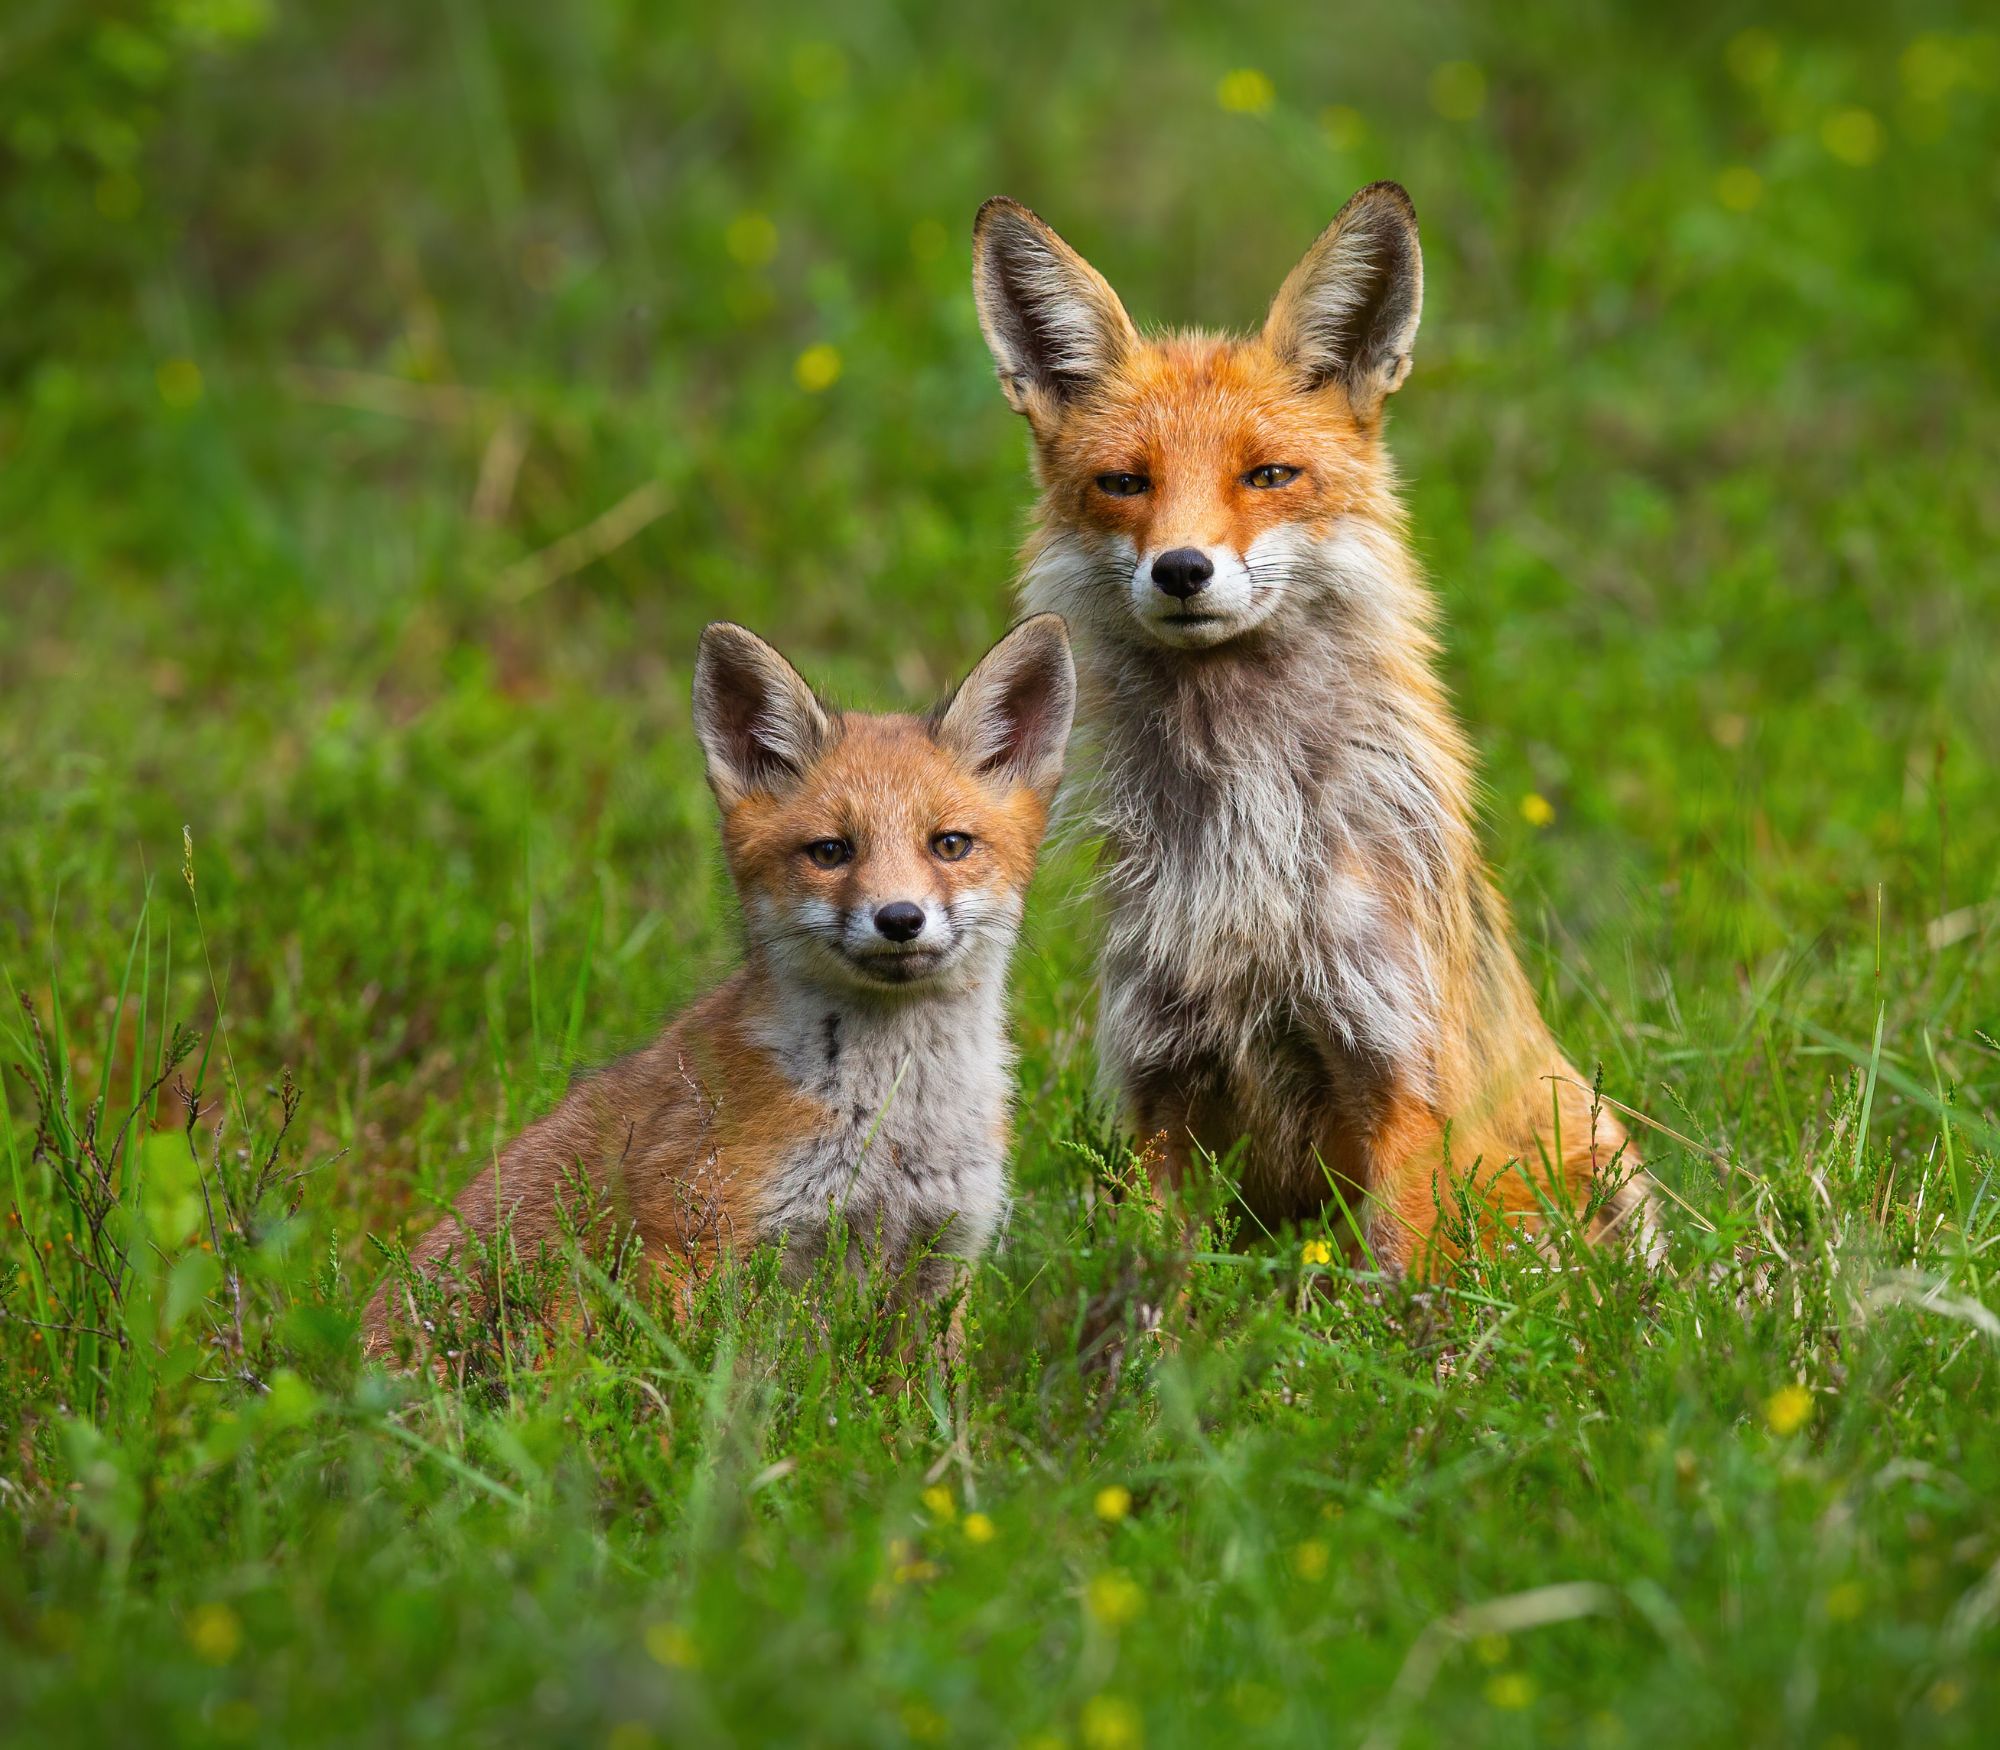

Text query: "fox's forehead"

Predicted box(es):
[728, 716, 1001, 844]
[800, 718, 977, 817]
[1051, 334, 1366, 464]
[719, 710, 1047, 884]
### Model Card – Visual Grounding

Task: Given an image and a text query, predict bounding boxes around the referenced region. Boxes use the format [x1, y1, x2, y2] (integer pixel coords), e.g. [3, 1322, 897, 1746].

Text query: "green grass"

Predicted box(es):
[4, 2, 1999, 1744]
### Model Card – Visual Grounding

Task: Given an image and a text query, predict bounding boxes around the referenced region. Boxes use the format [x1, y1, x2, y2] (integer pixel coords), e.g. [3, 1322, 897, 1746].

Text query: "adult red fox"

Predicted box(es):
[971, 183, 1658, 1274]
[364, 615, 1076, 1358]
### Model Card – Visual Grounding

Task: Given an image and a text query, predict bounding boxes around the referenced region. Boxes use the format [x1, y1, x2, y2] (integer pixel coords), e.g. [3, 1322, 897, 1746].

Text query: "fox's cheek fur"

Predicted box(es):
[746, 881, 1022, 997]
[747, 885, 944, 982]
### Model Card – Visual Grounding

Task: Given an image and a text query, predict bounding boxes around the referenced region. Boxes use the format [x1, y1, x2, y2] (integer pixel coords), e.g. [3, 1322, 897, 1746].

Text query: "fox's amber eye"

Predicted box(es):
[1245, 464, 1301, 489]
[1095, 472, 1150, 498]
[931, 832, 974, 862]
[803, 838, 852, 869]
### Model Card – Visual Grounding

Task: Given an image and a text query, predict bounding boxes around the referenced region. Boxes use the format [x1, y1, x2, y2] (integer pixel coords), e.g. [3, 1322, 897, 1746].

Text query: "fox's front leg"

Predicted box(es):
[1128, 1072, 1223, 1212]
[1131, 1120, 1194, 1215]
[1350, 1083, 1453, 1279]
[1113, 1073, 1227, 1354]
[939, 1295, 967, 1370]
[887, 1254, 971, 1390]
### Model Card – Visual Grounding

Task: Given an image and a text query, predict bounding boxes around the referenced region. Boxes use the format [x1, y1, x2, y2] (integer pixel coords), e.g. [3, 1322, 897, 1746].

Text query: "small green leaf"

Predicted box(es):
[163, 1248, 221, 1335]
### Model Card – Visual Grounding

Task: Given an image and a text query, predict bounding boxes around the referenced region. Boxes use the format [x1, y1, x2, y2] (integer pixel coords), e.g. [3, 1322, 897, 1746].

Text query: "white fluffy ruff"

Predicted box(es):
[1024, 516, 1469, 1100]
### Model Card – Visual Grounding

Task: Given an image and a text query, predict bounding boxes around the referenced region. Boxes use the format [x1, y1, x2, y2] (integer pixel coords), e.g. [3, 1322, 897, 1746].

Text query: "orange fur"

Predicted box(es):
[974, 189, 1659, 1273]
[362, 620, 1074, 1362]
[723, 718, 1050, 926]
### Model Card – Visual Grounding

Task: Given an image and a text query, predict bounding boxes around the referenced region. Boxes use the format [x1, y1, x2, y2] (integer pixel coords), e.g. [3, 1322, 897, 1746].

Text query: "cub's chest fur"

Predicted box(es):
[749, 988, 1013, 1282]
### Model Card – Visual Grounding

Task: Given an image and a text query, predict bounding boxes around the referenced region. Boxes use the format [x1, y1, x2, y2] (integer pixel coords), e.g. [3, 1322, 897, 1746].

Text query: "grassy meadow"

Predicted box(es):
[3, 2, 1999, 1743]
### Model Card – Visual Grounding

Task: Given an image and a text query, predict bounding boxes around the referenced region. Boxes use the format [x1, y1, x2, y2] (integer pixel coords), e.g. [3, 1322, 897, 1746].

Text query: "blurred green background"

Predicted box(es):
[3, 3, 1998, 1745]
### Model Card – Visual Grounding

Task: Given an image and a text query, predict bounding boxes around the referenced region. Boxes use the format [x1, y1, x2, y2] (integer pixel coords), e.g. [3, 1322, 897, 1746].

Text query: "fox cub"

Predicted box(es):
[972, 183, 1659, 1273]
[364, 615, 1076, 1359]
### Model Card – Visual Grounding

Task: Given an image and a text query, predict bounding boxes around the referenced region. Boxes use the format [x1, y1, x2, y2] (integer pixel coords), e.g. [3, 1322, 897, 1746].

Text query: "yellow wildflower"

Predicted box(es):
[643, 1621, 699, 1669]
[888, 1538, 939, 1584]
[1080, 1695, 1142, 1750]
[1217, 69, 1274, 115]
[1821, 108, 1883, 167]
[725, 212, 778, 266]
[794, 344, 842, 393]
[187, 1602, 241, 1665]
[1086, 1571, 1144, 1628]
[1764, 1383, 1812, 1435]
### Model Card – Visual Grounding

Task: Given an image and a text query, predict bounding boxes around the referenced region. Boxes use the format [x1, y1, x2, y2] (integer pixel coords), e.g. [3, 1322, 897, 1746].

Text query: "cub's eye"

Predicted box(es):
[803, 839, 852, 869]
[931, 831, 974, 862]
[1245, 464, 1301, 489]
[1095, 472, 1151, 498]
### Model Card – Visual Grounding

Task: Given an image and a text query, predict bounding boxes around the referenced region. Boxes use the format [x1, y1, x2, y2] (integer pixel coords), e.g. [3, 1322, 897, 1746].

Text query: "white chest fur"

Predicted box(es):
[1097, 726, 1439, 1078]
[1031, 521, 1458, 1088]
[749, 972, 1015, 1286]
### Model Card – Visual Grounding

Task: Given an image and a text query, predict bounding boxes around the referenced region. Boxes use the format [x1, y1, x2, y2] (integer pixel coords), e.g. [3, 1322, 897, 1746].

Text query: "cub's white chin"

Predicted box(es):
[842, 948, 950, 988]
[820, 940, 974, 997]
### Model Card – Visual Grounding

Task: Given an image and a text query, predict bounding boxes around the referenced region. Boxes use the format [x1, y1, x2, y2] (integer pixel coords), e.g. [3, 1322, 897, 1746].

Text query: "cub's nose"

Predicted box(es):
[1151, 548, 1214, 600]
[872, 902, 926, 943]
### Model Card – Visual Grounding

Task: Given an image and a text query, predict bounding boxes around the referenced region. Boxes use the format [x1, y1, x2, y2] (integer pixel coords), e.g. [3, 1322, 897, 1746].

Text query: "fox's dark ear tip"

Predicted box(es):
[1347, 180, 1417, 223]
[974, 195, 1038, 237]
[696, 621, 753, 657]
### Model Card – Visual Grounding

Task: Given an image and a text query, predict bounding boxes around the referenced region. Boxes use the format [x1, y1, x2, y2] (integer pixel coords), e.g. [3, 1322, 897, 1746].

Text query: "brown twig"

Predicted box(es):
[494, 480, 671, 602]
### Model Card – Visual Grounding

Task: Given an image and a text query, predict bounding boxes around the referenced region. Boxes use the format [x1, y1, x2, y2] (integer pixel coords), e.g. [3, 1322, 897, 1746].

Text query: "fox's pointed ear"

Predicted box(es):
[693, 623, 834, 808]
[934, 614, 1076, 803]
[972, 198, 1137, 430]
[1263, 181, 1423, 417]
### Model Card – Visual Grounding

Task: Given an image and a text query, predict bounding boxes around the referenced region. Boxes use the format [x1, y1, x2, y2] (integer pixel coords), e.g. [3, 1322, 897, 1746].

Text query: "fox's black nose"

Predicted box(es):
[1151, 548, 1214, 600]
[873, 902, 926, 943]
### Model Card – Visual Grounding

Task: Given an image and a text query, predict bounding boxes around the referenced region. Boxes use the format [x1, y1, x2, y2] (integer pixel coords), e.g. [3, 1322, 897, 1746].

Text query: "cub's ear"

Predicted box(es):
[1262, 181, 1423, 417]
[972, 198, 1137, 430]
[692, 623, 834, 807]
[933, 613, 1076, 804]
